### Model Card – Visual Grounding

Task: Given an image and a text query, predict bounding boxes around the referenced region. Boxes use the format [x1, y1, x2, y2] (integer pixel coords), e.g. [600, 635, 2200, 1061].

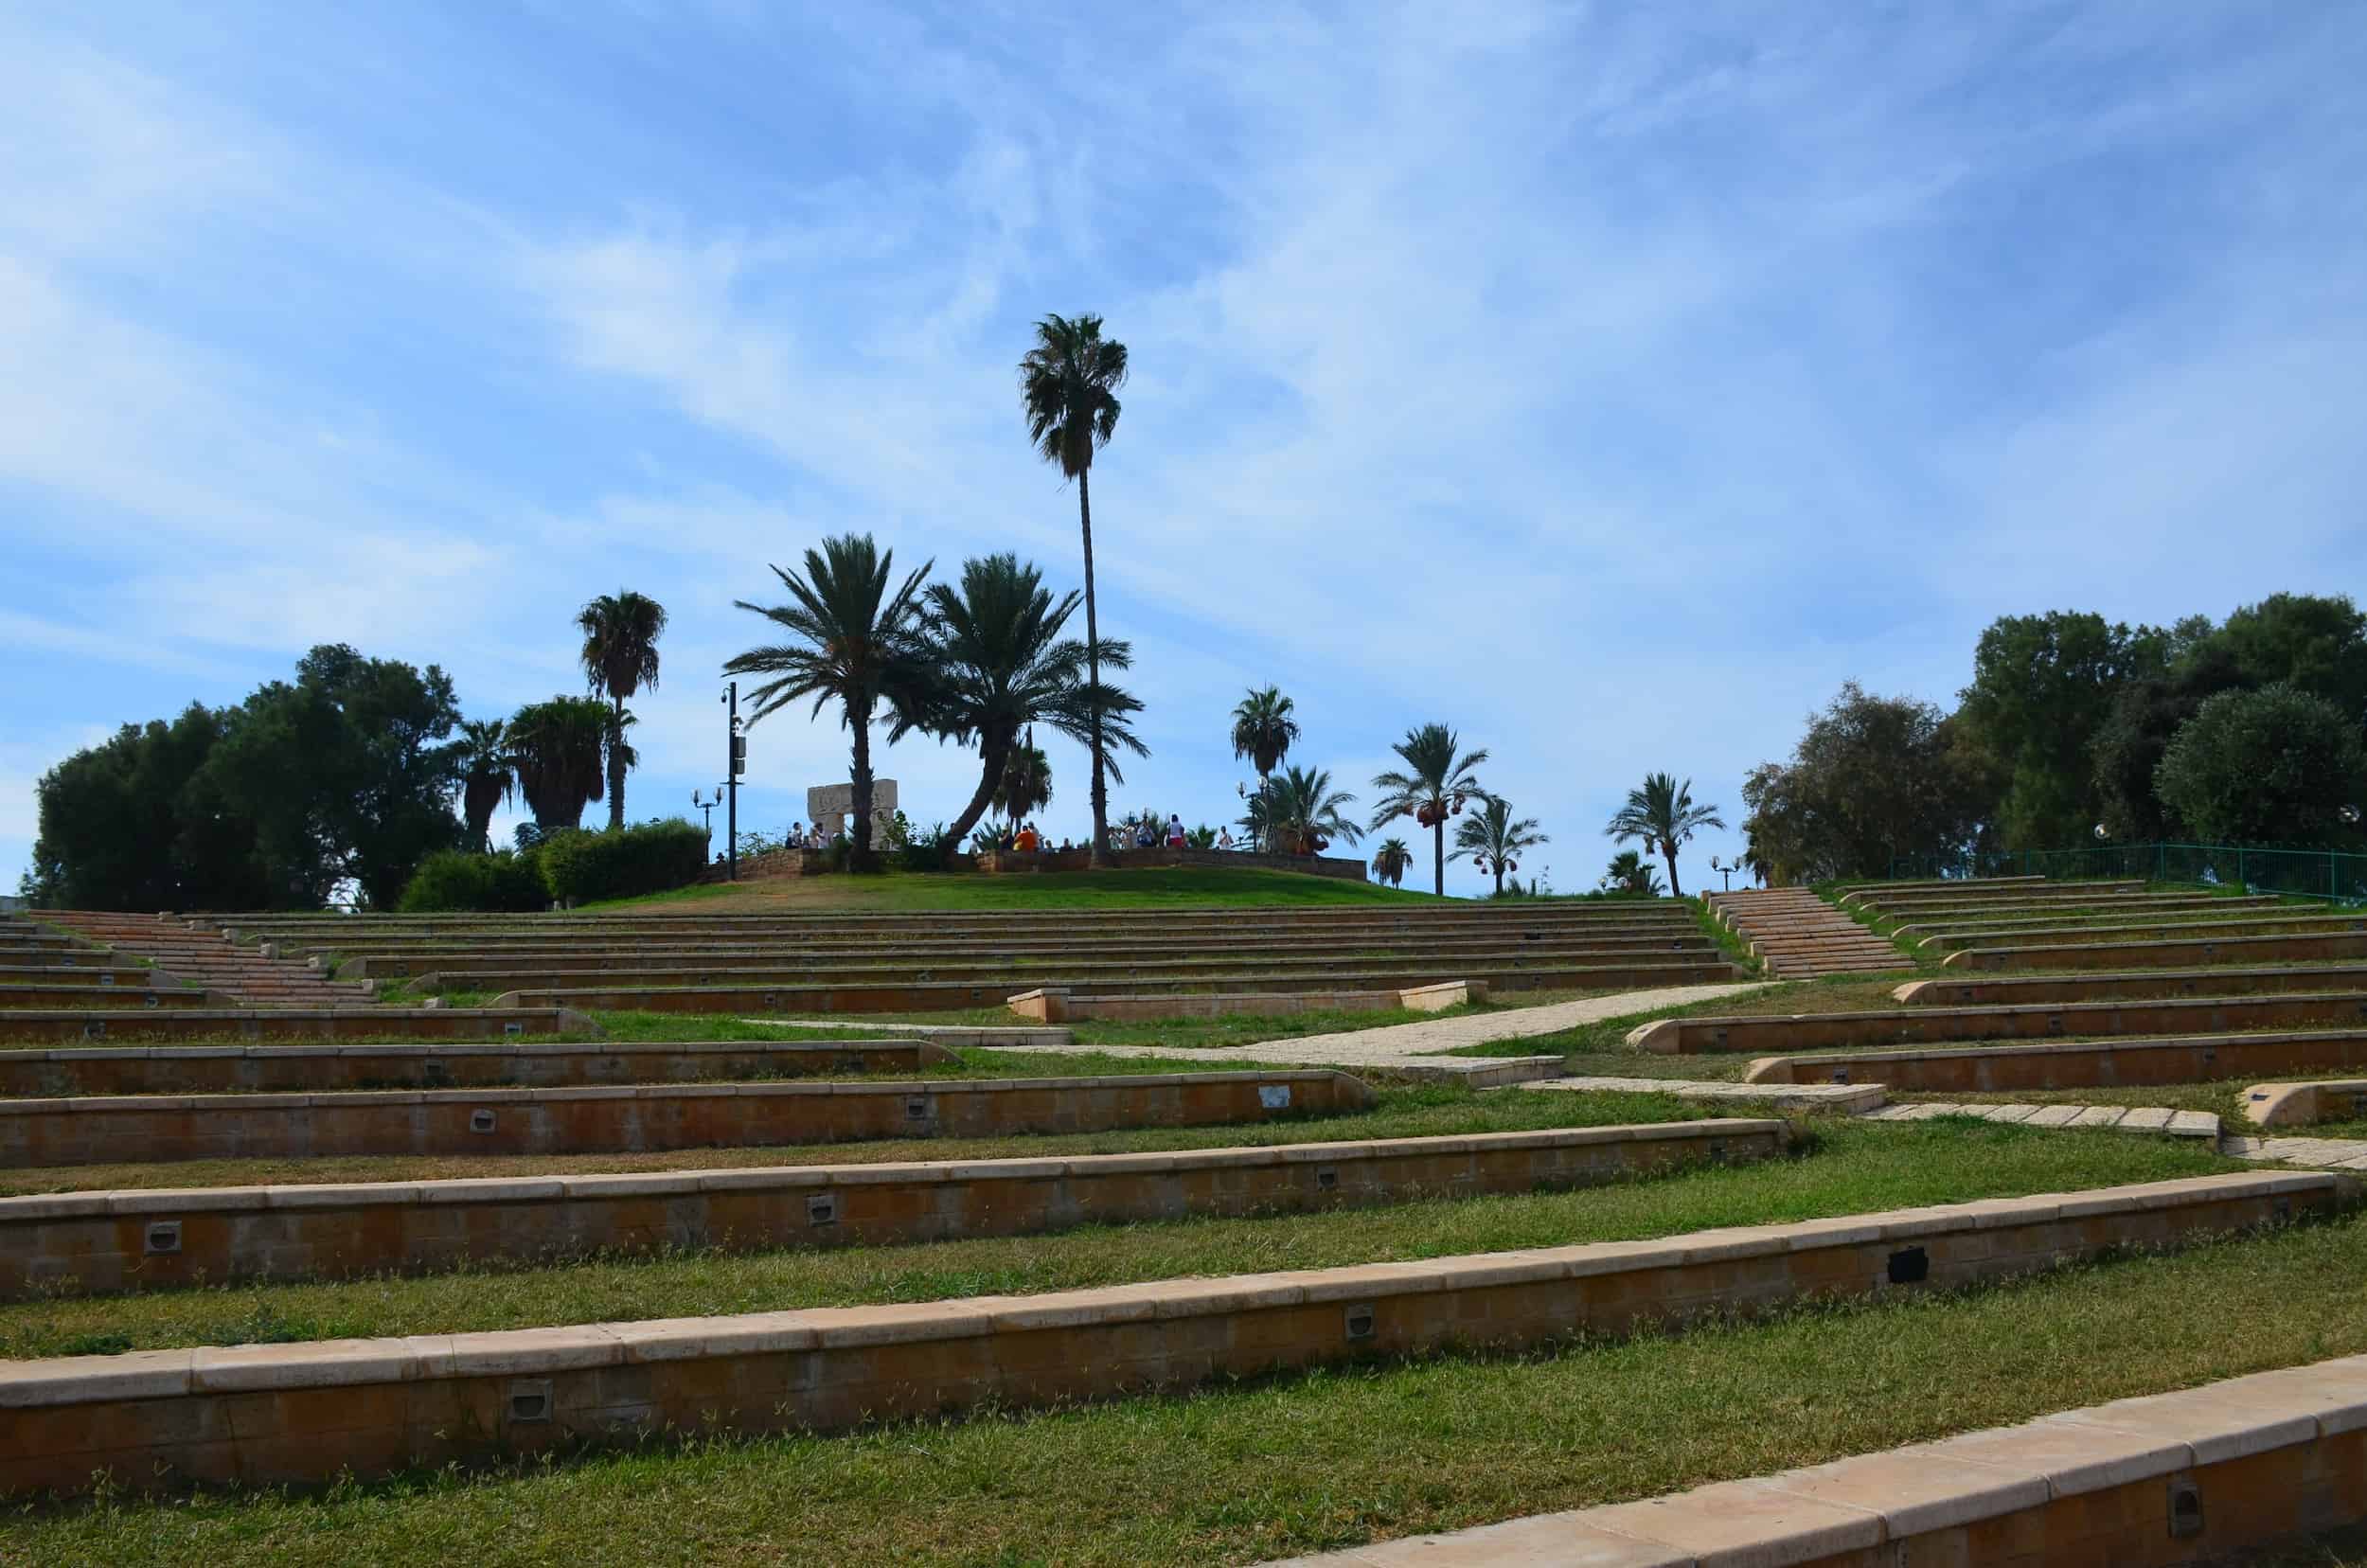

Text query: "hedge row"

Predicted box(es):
[397, 820, 707, 912]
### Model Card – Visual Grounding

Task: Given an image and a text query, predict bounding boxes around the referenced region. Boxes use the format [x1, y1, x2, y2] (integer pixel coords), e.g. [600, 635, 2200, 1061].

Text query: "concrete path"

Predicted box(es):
[971, 981, 1783, 1082]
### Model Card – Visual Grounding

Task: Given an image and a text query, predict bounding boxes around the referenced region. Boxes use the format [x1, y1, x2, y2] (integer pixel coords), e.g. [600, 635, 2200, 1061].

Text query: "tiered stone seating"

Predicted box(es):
[209, 903, 1738, 1015]
[34, 912, 371, 1006]
[1703, 887, 1906, 975]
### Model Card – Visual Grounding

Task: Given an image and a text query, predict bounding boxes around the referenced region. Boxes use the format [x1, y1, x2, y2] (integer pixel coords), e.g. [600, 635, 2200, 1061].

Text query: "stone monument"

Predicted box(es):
[806, 778, 899, 836]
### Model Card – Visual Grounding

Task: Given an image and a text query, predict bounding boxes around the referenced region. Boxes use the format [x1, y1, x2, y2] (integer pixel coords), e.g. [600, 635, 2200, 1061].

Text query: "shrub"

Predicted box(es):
[398, 849, 547, 913]
[896, 822, 957, 873]
[539, 819, 709, 905]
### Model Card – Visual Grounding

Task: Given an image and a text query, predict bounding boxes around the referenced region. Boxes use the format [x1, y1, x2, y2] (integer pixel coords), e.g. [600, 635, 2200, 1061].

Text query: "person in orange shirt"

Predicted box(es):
[1014, 822, 1041, 852]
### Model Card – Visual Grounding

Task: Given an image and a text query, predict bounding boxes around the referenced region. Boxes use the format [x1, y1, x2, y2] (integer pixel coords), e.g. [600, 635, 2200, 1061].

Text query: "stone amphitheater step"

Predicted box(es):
[0, 1006, 587, 1045]
[1943, 926, 2367, 973]
[1914, 908, 2367, 953]
[1888, 894, 2283, 938]
[1704, 889, 1910, 978]
[1896, 964, 2367, 1006]
[1839, 877, 2143, 912]
[1628, 989, 2367, 1054]
[1740, 1026, 2367, 1093]
[33, 912, 377, 1007]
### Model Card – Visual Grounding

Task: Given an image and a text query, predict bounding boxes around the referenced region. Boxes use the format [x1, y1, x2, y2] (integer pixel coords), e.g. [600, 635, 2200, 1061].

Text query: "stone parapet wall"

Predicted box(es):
[1741, 1027, 2367, 1091]
[0, 1038, 955, 1098]
[0, 1119, 1780, 1298]
[0, 1170, 2338, 1497]
[0, 1069, 1375, 1168]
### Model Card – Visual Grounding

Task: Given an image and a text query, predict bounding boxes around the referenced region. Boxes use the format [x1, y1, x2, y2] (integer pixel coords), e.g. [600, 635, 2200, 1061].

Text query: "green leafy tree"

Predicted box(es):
[1954, 611, 2172, 848]
[201, 645, 466, 908]
[725, 533, 933, 871]
[1370, 837, 1414, 888]
[2154, 684, 2367, 846]
[1230, 686, 1301, 782]
[1263, 765, 1364, 856]
[577, 590, 667, 831]
[1740, 683, 1989, 883]
[2212, 593, 2367, 720]
[1604, 772, 1723, 899]
[904, 553, 1145, 848]
[1368, 723, 1489, 897]
[455, 720, 515, 852]
[507, 697, 611, 832]
[25, 705, 268, 910]
[1019, 312, 1129, 866]
[1601, 848, 1664, 896]
[1455, 797, 1547, 896]
[2089, 644, 2247, 841]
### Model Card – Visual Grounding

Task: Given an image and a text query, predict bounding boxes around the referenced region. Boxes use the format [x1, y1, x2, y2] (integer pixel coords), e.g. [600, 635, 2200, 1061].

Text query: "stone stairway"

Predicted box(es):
[32, 912, 374, 1007]
[1705, 887, 1911, 976]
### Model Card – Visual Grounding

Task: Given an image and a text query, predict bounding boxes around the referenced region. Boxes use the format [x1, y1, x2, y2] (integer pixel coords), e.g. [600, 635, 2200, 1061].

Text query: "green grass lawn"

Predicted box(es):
[7, 1201, 2358, 1566]
[0, 1118, 2233, 1358]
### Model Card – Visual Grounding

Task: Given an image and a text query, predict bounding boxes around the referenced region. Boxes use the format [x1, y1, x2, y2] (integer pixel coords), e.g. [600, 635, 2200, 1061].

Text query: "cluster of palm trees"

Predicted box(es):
[456, 590, 669, 848]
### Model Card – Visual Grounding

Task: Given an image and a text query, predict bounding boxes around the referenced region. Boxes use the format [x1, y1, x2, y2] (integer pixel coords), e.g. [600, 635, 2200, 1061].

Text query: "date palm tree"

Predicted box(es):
[1019, 312, 1128, 865]
[455, 719, 514, 851]
[1370, 836, 1414, 888]
[1368, 722, 1490, 897]
[724, 533, 932, 871]
[577, 590, 667, 831]
[902, 553, 1146, 849]
[1230, 686, 1301, 784]
[1264, 765, 1363, 857]
[507, 697, 610, 831]
[1455, 798, 1547, 896]
[1602, 848, 1664, 896]
[992, 731, 1054, 836]
[1604, 772, 1725, 898]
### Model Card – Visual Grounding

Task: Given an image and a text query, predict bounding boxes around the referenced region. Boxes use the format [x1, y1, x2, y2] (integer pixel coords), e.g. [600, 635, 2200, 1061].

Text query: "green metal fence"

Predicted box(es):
[1888, 842, 2367, 904]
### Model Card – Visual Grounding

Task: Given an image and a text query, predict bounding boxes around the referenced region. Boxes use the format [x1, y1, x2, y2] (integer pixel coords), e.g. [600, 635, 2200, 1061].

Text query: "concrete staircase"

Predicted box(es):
[32, 912, 374, 1007]
[1705, 887, 1910, 977]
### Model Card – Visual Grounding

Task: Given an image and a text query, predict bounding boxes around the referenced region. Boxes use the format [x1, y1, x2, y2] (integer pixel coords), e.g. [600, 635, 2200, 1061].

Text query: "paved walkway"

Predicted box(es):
[988, 981, 1782, 1080]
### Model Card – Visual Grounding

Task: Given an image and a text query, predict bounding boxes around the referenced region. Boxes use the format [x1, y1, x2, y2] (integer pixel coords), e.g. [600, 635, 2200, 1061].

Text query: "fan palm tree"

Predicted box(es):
[992, 731, 1054, 835]
[1602, 848, 1664, 896]
[1371, 836, 1414, 888]
[1368, 723, 1490, 897]
[1455, 798, 1548, 896]
[724, 533, 933, 871]
[1019, 312, 1128, 865]
[577, 590, 667, 831]
[1604, 772, 1725, 898]
[1230, 686, 1301, 783]
[455, 719, 514, 851]
[1264, 765, 1364, 856]
[901, 553, 1146, 848]
[507, 697, 610, 831]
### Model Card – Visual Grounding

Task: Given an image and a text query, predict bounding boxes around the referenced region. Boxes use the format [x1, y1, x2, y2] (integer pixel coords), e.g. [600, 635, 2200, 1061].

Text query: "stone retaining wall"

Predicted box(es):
[0, 1039, 956, 1098]
[0, 1070, 1375, 1168]
[0, 1119, 1780, 1298]
[1741, 1029, 2367, 1091]
[1274, 1352, 2367, 1566]
[1628, 993, 2367, 1054]
[0, 1007, 593, 1045]
[0, 1170, 2336, 1496]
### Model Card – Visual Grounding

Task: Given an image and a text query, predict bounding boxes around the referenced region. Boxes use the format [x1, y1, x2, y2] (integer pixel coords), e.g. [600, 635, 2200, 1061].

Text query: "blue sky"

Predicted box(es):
[5, 2, 2364, 899]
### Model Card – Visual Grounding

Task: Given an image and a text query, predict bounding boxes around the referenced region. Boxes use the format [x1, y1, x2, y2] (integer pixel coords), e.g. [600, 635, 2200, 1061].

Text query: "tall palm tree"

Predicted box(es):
[1019, 312, 1128, 866]
[992, 732, 1054, 834]
[724, 533, 933, 871]
[1455, 797, 1548, 896]
[1604, 772, 1725, 899]
[1263, 765, 1364, 857]
[1370, 836, 1414, 888]
[1230, 686, 1301, 783]
[901, 553, 1146, 848]
[1368, 723, 1490, 897]
[455, 719, 514, 851]
[507, 697, 610, 831]
[577, 590, 667, 831]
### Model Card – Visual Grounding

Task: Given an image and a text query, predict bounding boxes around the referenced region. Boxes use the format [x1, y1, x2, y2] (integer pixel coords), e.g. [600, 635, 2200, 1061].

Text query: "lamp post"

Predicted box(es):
[721, 683, 744, 882]
[1708, 855, 1737, 893]
[692, 789, 719, 846]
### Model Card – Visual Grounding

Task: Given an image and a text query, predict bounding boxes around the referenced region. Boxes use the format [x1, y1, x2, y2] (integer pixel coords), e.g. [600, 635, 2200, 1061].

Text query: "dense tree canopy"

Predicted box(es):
[27, 645, 465, 910]
[1740, 683, 1988, 884]
[2154, 685, 2367, 847]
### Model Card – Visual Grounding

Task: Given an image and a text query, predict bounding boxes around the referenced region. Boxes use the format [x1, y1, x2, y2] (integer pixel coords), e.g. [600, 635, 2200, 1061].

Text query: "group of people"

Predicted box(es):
[784, 822, 847, 850]
[1114, 814, 1235, 851]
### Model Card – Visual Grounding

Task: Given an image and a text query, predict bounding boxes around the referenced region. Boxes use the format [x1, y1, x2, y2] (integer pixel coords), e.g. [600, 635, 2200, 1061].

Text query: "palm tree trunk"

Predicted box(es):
[1662, 837, 1682, 898]
[607, 697, 627, 832]
[1493, 865, 1504, 896]
[1078, 466, 1109, 869]
[946, 730, 1011, 849]
[1433, 816, 1445, 898]
[850, 711, 875, 872]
